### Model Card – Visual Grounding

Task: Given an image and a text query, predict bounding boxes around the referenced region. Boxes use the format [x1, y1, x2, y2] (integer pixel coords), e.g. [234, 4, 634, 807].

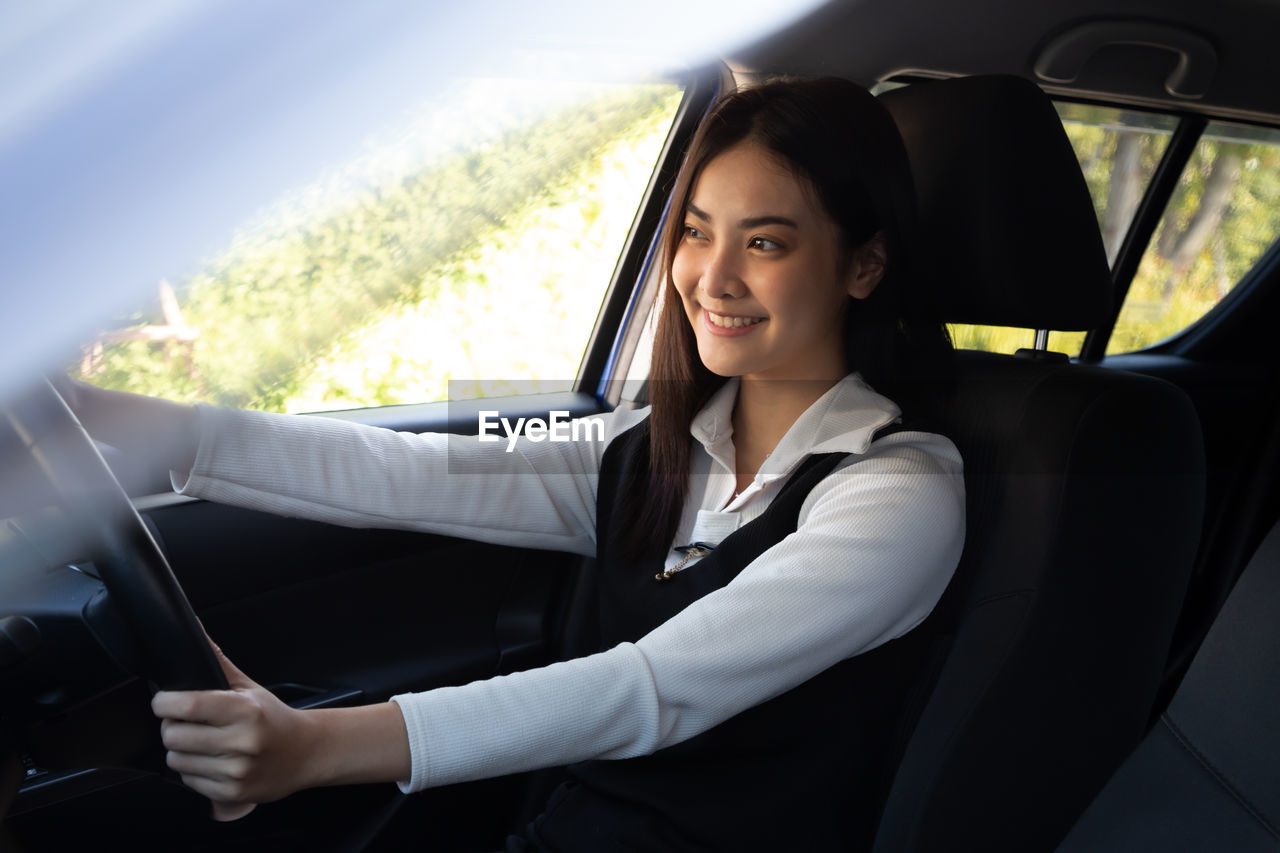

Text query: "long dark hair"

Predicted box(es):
[620, 77, 950, 559]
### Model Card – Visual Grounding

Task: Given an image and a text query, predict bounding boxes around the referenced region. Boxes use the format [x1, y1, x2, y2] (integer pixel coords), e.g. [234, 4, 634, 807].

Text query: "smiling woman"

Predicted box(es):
[40, 77, 964, 852]
[673, 143, 870, 384]
[640, 77, 954, 559]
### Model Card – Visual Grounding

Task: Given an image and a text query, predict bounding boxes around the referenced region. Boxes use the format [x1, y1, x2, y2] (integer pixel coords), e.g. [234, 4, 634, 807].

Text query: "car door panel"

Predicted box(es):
[148, 500, 573, 701]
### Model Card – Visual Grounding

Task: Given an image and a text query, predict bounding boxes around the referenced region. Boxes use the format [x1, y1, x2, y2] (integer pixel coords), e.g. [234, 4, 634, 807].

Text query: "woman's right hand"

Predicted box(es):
[53, 376, 201, 476]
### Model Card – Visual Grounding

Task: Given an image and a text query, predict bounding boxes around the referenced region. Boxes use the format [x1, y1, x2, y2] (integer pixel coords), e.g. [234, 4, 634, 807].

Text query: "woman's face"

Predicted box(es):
[671, 141, 885, 383]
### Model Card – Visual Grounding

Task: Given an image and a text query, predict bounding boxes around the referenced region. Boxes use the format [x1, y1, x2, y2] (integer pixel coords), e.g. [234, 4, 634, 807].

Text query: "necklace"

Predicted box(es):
[655, 542, 716, 582]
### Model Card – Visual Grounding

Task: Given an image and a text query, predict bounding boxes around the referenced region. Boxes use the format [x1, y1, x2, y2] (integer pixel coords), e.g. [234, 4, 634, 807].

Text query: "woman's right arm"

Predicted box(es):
[178, 405, 639, 556]
[56, 378, 201, 478]
[61, 378, 648, 558]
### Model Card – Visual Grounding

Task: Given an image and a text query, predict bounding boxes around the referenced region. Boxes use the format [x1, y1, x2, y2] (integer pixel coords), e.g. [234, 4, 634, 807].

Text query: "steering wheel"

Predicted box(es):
[1, 379, 227, 692]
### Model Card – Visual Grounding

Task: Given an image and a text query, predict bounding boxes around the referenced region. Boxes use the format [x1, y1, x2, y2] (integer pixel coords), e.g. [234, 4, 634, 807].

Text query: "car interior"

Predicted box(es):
[3, 0, 1280, 850]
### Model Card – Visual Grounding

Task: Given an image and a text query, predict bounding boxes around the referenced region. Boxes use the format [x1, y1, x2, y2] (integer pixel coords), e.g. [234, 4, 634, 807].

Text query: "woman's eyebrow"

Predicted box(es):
[740, 214, 798, 229]
[686, 202, 712, 222]
[686, 202, 798, 230]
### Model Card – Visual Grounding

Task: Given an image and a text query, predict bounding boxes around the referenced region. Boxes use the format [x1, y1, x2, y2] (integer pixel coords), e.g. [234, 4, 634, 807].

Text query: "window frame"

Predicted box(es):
[578, 65, 727, 406]
[1077, 105, 1207, 360]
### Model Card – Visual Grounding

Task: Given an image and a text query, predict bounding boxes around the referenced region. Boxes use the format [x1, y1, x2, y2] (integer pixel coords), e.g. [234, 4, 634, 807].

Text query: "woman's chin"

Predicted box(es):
[696, 350, 750, 378]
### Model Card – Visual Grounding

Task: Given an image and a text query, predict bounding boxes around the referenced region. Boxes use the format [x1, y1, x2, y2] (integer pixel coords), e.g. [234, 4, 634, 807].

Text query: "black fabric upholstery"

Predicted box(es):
[1057, 519, 1280, 851]
[873, 353, 1204, 851]
[880, 75, 1113, 330]
[869, 75, 1206, 852]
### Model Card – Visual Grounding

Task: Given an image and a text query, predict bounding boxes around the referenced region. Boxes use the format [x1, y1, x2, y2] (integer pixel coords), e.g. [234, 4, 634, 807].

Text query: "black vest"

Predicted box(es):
[528, 420, 932, 852]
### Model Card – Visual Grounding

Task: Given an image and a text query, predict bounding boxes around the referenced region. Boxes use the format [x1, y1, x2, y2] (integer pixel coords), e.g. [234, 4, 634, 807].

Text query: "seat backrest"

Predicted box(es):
[1057, 515, 1280, 851]
[873, 76, 1207, 852]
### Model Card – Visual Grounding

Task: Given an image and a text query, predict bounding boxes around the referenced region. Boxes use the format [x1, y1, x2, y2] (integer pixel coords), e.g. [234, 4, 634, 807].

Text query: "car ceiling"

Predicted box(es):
[730, 0, 1280, 124]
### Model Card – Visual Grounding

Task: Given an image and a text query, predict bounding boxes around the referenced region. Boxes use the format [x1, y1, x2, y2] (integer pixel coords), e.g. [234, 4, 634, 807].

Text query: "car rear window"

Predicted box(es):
[947, 102, 1280, 357]
[1108, 120, 1280, 353]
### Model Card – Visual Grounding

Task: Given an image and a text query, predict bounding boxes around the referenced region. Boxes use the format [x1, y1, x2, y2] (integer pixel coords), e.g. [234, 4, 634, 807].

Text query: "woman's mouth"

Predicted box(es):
[703, 309, 766, 335]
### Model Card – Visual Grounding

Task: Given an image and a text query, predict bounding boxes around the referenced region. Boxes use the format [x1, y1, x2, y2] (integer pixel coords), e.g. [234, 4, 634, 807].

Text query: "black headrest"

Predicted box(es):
[880, 75, 1112, 330]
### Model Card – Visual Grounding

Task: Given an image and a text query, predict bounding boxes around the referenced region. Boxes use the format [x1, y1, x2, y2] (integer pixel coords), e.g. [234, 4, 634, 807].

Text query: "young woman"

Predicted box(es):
[69, 78, 964, 850]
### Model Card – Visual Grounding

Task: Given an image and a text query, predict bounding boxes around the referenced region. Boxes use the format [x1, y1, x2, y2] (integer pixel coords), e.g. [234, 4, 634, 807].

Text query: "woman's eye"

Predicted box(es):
[682, 225, 706, 241]
[748, 236, 783, 251]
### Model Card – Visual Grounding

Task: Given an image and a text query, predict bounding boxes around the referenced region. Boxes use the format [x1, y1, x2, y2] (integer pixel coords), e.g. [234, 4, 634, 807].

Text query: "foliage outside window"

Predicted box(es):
[1109, 121, 1280, 353]
[75, 80, 684, 412]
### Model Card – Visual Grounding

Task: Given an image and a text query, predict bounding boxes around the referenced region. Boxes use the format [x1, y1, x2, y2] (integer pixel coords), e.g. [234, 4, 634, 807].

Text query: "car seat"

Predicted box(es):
[871, 75, 1207, 852]
[1055, 514, 1280, 850]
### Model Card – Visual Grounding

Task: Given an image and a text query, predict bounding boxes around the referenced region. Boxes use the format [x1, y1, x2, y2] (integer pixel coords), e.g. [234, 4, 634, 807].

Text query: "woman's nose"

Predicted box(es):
[702, 248, 747, 299]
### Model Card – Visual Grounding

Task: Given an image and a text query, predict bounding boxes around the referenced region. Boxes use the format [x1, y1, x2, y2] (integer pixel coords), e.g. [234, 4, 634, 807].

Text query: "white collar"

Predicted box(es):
[689, 373, 901, 483]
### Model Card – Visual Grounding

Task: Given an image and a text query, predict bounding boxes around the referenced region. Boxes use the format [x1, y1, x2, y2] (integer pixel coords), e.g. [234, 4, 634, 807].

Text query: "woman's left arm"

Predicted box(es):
[629, 433, 966, 743]
[153, 645, 412, 819]
[390, 432, 964, 789]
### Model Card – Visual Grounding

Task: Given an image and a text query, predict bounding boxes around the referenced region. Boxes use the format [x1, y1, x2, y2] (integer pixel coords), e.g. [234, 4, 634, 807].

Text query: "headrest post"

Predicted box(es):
[1015, 329, 1069, 362]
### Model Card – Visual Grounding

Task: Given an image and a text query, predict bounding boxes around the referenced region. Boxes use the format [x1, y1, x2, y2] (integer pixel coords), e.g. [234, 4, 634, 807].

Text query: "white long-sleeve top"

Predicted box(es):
[174, 373, 964, 793]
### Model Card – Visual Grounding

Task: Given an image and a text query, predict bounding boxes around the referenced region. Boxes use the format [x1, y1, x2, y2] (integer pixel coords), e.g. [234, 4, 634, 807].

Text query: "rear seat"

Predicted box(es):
[1057, 517, 1280, 850]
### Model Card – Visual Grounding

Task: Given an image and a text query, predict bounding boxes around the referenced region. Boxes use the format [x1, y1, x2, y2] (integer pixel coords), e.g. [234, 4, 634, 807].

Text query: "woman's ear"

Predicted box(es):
[845, 232, 888, 300]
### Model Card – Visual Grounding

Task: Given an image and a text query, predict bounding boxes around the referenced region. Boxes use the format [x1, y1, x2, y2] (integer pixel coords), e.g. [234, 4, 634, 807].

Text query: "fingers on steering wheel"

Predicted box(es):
[152, 689, 242, 725]
[160, 718, 239, 755]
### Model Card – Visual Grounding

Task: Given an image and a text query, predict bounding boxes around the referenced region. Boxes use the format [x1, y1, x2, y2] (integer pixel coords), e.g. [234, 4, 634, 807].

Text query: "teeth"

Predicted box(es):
[708, 311, 763, 329]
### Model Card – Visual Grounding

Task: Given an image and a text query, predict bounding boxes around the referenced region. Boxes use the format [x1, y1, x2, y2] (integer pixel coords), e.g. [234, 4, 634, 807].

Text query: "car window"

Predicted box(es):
[948, 104, 1176, 356]
[74, 77, 686, 413]
[1107, 121, 1280, 353]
